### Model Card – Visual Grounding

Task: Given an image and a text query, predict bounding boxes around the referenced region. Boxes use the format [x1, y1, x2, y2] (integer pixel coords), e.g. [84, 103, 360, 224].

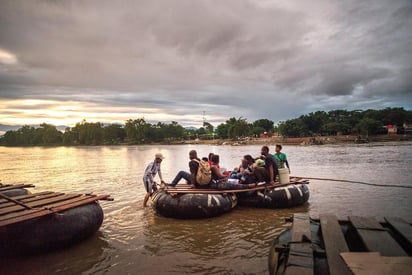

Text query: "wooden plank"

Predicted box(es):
[0, 194, 82, 216]
[320, 215, 351, 275]
[0, 194, 110, 227]
[291, 213, 311, 242]
[385, 216, 412, 250]
[341, 252, 412, 275]
[285, 213, 313, 275]
[349, 216, 407, 256]
[0, 191, 54, 204]
[0, 192, 64, 209]
[0, 184, 34, 191]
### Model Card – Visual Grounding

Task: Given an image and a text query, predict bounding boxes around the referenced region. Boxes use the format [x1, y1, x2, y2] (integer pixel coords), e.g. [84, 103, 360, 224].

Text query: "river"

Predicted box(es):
[1, 142, 411, 274]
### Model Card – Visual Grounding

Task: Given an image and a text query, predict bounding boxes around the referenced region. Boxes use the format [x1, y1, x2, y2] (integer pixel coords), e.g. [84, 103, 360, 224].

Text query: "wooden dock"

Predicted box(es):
[270, 213, 412, 275]
[0, 184, 112, 227]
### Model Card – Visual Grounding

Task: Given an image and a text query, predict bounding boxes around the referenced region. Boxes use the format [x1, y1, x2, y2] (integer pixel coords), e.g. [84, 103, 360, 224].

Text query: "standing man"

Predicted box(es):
[273, 144, 290, 174]
[143, 153, 165, 207]
[169, 150, 200, 188]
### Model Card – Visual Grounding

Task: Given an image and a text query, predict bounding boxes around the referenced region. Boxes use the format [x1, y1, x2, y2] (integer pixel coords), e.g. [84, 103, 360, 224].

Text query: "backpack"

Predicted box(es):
[194, 159, 212, 185]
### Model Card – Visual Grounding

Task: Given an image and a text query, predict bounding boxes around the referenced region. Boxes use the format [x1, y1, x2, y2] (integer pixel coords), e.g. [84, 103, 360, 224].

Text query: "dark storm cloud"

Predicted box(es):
[0, 0, 411, 126]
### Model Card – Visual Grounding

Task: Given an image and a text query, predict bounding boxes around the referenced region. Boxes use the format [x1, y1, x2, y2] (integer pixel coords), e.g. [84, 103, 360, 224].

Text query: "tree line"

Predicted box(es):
[276, 107, 412, 137]
[0, 107, 411, 146]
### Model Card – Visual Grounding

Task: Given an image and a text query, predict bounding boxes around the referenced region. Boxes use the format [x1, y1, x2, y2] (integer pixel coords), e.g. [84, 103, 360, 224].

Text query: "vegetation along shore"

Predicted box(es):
[1, 107, 411, 146]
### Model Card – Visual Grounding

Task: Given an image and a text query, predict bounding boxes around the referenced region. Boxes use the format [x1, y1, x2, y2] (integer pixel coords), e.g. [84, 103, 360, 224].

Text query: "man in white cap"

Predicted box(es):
[143, 153, 166, 207]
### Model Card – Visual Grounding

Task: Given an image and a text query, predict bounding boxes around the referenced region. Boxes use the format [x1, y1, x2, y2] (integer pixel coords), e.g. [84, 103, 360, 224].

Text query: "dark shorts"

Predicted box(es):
[143, 178, 157, 193]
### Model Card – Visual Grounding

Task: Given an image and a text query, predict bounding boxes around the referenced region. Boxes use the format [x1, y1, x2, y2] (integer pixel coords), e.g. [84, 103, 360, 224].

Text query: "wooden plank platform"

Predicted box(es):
[349, 216, 407, 256]
[164, 177, 309, 194]
[278, 214, 412, 275]
[0, 185, 112, 227]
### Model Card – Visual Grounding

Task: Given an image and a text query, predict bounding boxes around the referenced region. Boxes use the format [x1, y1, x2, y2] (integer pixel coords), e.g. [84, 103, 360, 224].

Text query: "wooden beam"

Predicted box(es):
[0, 184, 34, 191]
[349, 216, 407, 256]
[320, 215, 351, 275]
[384, 216, 412, 251]
[285, 213, 313, 275]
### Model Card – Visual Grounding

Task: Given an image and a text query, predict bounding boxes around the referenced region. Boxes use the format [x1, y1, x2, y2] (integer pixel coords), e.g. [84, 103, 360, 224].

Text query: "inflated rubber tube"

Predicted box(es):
[0, 202, 104, 256]
[0, 188, 30, 197]
[237, 184, 309, 208]
[151, 190, 237, 219]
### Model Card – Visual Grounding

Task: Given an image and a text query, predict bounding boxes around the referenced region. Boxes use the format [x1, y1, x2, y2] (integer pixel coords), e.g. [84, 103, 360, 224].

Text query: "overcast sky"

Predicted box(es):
[0, 0, 411, 129]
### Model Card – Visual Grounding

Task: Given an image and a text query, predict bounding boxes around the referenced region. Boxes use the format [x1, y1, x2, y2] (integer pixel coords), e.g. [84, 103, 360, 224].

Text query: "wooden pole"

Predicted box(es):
[0, 193, 32, 209]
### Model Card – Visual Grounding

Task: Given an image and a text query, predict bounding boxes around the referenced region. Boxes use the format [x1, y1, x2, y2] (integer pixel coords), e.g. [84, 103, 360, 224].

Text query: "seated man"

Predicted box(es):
[169, 150, 200, 187]
[254, 146, 278, 184]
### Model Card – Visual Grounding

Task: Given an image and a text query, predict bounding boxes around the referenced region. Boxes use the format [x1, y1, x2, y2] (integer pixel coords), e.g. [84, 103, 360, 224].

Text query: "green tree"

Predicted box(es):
[227, 117, 250, 139]
[38, 123, 62, 144]
[252, 119, 274, 132]
[354, 118, 383, 135]
[104, 124, 126, 144]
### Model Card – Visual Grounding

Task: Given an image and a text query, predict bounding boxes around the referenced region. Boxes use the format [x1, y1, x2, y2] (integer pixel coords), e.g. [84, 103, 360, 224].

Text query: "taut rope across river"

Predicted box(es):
[293, 176, 412, 189]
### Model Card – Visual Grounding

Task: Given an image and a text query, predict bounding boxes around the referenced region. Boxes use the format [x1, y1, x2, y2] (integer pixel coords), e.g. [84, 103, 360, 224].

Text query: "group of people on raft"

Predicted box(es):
[142, 145, 290, 207]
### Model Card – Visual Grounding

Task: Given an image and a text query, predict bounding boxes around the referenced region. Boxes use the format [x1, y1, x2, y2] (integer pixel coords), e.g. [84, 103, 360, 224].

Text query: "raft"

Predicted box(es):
[0, 184, 112, 256]
[152, 177, 309, 219]
[237, 182, 309, 208]
[269, 213, 412, 275]
[151, 189, 237, 219]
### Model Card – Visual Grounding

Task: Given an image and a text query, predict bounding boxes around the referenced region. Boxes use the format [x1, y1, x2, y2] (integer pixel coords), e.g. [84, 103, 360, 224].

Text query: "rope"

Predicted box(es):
[293, 176, 412, 189]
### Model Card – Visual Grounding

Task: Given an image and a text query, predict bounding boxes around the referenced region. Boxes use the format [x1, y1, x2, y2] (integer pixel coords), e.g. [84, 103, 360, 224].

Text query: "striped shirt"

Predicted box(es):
[143, 161, 163, 184]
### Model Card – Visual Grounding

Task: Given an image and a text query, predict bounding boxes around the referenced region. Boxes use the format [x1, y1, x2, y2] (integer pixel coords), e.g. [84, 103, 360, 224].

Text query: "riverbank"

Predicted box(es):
[177, 134, 412, 146]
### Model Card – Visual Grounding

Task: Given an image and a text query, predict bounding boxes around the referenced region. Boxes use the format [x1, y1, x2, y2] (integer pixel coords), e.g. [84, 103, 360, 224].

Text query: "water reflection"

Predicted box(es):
[1, 232, 109, 274]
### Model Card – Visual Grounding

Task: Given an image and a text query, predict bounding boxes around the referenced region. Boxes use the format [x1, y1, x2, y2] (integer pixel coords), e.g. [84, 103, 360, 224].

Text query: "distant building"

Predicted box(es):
[404, 123, 412, 135]
[385, 125, 397, 135]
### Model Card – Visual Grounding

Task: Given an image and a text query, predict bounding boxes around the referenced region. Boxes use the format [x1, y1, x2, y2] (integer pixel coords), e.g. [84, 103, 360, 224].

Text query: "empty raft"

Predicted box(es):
[0, 185, 112, 256]
[237, 183, 309, 208]
[151, 189, 237, 219]
[269, 213, 412, 275]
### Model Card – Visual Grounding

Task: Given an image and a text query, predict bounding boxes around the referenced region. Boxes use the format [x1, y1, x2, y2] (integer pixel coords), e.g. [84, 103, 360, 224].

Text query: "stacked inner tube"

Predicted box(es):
[237, 184, 309, 208]
[0, 187, 30, 197]
[0, 202, 104, 256]
[152, 183, 310, 219]
[152, 190, 237, 219]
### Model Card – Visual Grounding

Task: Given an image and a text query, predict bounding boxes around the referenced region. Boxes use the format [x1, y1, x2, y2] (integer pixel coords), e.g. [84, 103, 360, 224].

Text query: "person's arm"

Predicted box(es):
[284, 160, 290, 172]
[283, 154, 290, 173]
[189, 160, 197, 185]
[268, 165, 275, 183]
[211, 165, 226, 179]
[158, 165, 165, 183]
